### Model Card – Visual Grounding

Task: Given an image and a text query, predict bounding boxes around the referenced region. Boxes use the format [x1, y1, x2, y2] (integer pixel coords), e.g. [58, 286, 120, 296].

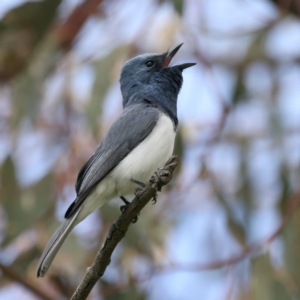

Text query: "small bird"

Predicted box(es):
[37, 44, 195, 277]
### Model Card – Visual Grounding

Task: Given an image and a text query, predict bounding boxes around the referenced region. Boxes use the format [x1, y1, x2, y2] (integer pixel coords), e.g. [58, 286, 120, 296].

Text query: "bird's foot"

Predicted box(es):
[130, 178, 158, 204]
[119, 196, 138, 223]
[152, 193, 158, 204]
[130, 178, 146, 188]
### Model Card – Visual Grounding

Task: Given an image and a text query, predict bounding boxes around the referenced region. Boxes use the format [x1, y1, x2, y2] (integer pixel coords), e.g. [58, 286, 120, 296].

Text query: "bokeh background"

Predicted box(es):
[0, 0, 300, 299]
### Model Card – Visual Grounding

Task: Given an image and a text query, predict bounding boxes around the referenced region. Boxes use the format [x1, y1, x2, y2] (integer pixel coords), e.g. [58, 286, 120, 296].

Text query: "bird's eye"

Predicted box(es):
[145, 61, 154, 67]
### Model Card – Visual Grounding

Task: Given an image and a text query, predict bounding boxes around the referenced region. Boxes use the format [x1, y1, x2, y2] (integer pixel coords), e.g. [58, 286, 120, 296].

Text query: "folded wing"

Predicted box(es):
[65, 103, 159, 219]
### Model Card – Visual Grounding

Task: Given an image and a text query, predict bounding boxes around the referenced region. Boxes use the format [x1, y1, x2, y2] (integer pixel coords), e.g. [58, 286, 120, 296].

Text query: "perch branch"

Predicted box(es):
[97, 191, 300, 297]
[70, 156, 179, 300]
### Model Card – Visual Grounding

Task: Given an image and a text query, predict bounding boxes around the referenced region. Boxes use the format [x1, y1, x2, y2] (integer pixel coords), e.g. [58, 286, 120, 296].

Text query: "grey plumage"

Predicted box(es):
[37, 208, 81, 277]
[65, 104, 159, 218]
[37, 105, 159, 277]
[37, 44, 195, 278]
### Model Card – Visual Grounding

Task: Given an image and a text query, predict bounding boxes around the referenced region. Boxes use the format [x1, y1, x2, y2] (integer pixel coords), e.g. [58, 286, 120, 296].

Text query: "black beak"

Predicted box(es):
[176, 62, 197, 70]
[163, 43, 183, 67]
[163, 43, 196, 70]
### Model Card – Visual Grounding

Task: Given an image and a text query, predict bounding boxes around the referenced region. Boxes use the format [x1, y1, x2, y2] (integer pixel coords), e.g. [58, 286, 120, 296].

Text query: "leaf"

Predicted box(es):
[1, 165, 54, 246]
[11, 34, 60, 125]
[12, 246, 40, 274]
[172, 0, 184, 15]
[0, 0, 62, 80]
[249, 255, 291, 300]
[0, 156, 21, 245]
[278, 165, 291, 213]
[283, 206, 300, 297]
[159, 0, 183, 15]
[232, 68, 247, 105]
[226, 217, 246, 246]
[87, 46, 128, 134]
[246, 30, 266, 62]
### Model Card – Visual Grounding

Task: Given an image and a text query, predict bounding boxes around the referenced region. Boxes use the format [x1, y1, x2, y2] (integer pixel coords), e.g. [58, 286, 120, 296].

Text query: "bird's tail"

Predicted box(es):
[36, 208, 81, 277]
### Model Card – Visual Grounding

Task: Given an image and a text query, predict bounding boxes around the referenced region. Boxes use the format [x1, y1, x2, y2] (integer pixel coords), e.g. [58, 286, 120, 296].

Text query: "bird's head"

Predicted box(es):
[120, 44, 196, 108]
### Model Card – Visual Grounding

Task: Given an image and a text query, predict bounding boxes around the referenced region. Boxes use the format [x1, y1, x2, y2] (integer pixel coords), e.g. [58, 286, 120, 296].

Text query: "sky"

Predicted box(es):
[1, 0, 300, 299]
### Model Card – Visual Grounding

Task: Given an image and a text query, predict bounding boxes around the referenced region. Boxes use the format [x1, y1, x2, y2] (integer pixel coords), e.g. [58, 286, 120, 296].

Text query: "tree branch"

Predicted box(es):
[98, 191, 300, 297]
[270, 0, 300, 17]
[56, 0, 104, 49]
[70, 156, 179, 300]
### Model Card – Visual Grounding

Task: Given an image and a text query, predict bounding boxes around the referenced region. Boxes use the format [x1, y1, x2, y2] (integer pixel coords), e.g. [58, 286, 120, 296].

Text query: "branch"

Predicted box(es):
[99, 191, 300, 297]
[56, 0, 104, 49]
[70, 156, 179, 300]
[0, 263, 57, 300]
[270, 0, 300, 17]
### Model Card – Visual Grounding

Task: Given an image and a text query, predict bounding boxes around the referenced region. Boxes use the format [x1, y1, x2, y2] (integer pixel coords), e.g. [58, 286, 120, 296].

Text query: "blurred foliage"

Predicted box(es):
[0, 0, 61, 81]
[250, 255, 291, 300]
[11, 34, 59, 125]
[284, 208, 300, 297]
[0, 0, 300, 300]
[88, 46, 127, 134]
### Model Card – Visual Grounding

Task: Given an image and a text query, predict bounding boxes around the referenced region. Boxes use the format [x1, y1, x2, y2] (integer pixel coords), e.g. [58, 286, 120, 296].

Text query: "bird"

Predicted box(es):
[36, 43, 196, 277]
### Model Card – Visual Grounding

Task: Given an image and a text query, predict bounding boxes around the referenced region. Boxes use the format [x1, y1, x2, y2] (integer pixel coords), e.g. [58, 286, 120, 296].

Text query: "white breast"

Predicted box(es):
[111, 113, 176, 196]
[77, 113, 176, 223]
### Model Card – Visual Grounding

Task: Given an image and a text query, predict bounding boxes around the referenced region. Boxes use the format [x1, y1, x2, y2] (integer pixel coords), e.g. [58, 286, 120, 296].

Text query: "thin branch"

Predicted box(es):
[70, 156, 179, 300]
[99, 191, 300, 297]
[152, 191, 300, 272]
[56, 0, 104, 49]
[0, 263, 58, 300]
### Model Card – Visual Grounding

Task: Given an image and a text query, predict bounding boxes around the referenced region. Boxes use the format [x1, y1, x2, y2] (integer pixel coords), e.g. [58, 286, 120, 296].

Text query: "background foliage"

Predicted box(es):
[0, 0, 300, 299]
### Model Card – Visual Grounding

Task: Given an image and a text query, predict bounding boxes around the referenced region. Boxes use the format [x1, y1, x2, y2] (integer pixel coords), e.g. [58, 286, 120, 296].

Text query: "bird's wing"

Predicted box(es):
[64, 103, 159, 219]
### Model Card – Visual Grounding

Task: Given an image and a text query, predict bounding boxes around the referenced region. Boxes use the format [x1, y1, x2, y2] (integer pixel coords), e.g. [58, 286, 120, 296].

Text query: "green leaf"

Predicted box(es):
[172, 0, 184, 15]
[283, 206, 300, 297]
[0, 0, 62, 80]
[11, 34, 60, 125]
[87, 47, 128, 134]
[232, 69, 247, 105]
[1, 163, 54, 246]
[246, 30, 266, 61]
[159, 0, 183, 15]
[278, 165, 291, 213]
[1, 156, 22, 245]
[250, 255, 291, 300]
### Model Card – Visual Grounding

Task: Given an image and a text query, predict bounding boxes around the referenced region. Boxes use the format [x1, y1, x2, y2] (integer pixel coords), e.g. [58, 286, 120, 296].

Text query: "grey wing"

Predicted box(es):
[64, 103, 159, 219]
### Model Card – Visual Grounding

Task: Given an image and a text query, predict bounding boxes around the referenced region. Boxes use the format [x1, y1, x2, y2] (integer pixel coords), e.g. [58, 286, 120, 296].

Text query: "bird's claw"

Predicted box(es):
[130, 178, 146, 188]
[120, 205, 127, 213]
[119, 195, 139, 224]
[152, 193, 158, 204]
[131, 178, 158, 204]
[134, 187, 143, 198]
[132, 215, 138, 223]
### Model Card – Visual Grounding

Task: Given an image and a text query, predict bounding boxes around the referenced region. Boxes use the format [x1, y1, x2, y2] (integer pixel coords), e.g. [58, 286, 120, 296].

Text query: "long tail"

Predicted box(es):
[36, 208, 81, 277]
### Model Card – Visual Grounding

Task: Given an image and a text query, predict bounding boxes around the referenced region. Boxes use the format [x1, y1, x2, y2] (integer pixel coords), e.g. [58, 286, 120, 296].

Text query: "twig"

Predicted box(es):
[98, 191, 300, 297]
[57, 0, 104, 49]
[0, 262, 58, 300]
[70, 156, 179, 300]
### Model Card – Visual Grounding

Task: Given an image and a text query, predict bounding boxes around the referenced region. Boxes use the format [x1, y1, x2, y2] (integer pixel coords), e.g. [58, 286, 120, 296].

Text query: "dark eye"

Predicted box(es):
[145, 60, 154, 67]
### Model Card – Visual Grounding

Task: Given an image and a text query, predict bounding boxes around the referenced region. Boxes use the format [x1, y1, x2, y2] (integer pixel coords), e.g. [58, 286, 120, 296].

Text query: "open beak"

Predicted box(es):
[163, 43, 196, 70]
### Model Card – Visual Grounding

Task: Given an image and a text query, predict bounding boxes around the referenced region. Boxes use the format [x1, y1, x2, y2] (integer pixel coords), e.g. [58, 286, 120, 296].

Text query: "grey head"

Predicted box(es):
[120, 44, 196, 127]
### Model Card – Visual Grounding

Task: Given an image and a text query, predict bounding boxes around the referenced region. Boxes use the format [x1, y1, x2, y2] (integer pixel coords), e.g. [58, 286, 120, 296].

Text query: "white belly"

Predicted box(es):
[111, 113, 176, 196]
[77, 113, 176, 222]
